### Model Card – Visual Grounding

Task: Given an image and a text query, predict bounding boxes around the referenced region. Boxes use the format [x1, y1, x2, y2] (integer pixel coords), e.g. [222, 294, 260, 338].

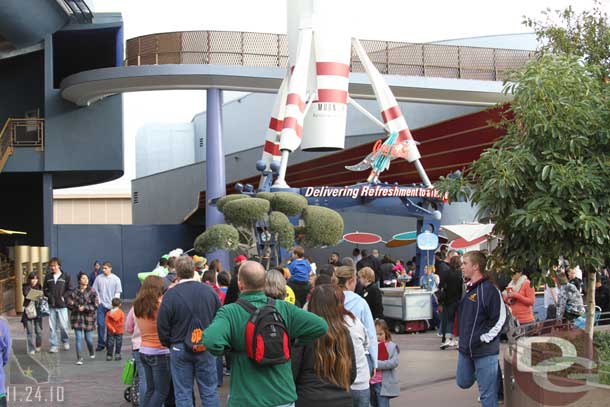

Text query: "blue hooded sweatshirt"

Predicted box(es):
[344, 290, 378, 368]
[458, 278, 505, 359]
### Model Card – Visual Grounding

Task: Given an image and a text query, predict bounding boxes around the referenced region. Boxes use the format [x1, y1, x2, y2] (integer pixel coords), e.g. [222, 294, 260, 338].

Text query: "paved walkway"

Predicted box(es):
[3, 311, 480, 407]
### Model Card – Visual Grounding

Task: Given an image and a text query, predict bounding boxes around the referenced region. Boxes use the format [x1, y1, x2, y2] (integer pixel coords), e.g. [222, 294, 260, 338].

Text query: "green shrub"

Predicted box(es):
[302, 206, 344, 247]
[271, 192, 308, 216]
[256, 192, 275, 202]
[223, 198, 270, 228]
[194, 224, 239, 253]
[216, 194, 249, 213]
[269, 211, 295, 249]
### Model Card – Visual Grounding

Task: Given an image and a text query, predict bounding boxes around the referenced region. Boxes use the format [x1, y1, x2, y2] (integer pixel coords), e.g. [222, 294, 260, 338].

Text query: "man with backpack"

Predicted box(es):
[203, 261, 328, 407]
[456, 251, 505, 407]
[157, 256, 222, 406]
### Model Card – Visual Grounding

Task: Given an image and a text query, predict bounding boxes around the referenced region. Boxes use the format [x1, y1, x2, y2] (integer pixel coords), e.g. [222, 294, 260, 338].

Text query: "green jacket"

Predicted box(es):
[203, 291, 328, 407]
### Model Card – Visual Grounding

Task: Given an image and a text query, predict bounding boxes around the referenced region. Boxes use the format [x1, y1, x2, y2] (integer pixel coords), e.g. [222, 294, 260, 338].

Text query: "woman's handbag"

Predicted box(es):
[37, 297, 50, 317]
[122, 358, 136, 385]
[24, 302, 37, 319]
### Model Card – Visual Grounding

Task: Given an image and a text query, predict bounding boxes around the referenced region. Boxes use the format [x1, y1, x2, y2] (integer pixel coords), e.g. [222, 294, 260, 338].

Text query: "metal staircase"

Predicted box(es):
[0, 118, 45, 172]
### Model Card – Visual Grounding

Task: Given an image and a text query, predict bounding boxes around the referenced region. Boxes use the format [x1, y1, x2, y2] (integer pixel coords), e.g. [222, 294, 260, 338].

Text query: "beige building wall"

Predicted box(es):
[53, 194, 132, 224]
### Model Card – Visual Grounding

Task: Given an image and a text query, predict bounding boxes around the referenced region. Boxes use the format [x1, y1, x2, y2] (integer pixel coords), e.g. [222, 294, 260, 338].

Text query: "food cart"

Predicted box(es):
[381, 287, 433, 333]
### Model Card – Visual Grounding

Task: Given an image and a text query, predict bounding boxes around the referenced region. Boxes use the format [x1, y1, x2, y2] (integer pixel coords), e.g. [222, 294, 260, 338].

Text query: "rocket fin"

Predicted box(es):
[261, 74, 290, 169]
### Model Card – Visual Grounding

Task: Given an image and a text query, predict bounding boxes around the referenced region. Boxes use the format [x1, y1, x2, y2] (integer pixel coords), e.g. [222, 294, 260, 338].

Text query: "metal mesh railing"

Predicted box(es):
[125, 30, 535, 81]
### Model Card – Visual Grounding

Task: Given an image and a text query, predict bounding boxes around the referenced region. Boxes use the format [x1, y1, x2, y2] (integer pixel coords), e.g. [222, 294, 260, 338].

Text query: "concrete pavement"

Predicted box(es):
[3, 312, 480, 406]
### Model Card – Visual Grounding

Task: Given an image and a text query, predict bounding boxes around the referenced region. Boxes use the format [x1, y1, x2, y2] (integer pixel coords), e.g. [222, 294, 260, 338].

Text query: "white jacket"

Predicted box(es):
[345, 315, 371, 391]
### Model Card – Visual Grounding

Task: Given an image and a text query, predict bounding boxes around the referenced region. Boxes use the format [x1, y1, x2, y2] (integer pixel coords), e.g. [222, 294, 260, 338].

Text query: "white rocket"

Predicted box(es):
[262, 0, 431, 188]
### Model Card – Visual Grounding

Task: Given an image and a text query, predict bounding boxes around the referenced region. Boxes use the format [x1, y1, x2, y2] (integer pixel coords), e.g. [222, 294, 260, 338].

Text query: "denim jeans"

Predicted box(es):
[456, 352, 499, 407]
[106, 333, 123, 357]
[48, 308, 69, 347]
[140, 353, 171, 407]
[351, 388, 370, 407]
[96, 305, 109, 348]
[370, 382, 390, 407]
[441, 301, 458, 340]
[25, 318, 42, 352]
[133, 351, 147, 404]
[169, 343, 219, 407]
[216, 354, 224, 387]
[74, 329, 94, 359]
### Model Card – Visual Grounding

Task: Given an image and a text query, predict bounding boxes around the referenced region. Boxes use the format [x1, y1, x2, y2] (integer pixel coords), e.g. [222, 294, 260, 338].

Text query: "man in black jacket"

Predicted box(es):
[157, 256, 222, 406]
[43, 257, 72, 353]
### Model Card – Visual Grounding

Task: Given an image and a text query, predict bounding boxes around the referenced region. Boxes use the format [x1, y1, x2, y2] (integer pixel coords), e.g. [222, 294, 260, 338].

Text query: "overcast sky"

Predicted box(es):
[58, 0, 606, 195]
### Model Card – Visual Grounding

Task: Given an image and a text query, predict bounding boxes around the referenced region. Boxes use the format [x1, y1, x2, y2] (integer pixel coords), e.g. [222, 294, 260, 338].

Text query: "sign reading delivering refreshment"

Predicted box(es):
[303, 185, 448, 202]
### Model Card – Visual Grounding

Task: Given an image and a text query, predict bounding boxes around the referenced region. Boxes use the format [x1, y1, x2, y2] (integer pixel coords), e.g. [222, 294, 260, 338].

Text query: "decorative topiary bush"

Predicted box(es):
[216, 194, 250, 213]
[269, 211, 295, 249]
[271, 192, 308, 216]
[222, 198, 270, 228]
[256, 192, 275, 203]
[194, 224, 239, 253]
[302, 206, 344, 247]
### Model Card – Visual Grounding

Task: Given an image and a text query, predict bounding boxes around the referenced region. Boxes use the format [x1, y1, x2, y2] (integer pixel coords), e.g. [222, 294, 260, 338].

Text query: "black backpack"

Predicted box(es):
[236, 298, 290, 366]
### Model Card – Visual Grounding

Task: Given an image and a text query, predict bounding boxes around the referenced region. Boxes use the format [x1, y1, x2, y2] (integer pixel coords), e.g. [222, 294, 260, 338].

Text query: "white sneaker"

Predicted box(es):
[28, 350, 36, 355]
[450, 338, 459, 347]
[440, 339, 452, 349]
[90, 353, 96, 359]
[49, 346, 58, 353]
[76, 358, 83, 365]
[63, 343, 70, 351]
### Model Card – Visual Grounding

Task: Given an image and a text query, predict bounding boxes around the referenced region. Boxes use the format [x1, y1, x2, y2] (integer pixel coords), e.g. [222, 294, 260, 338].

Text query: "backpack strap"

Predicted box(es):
[236, 299, 257, 314]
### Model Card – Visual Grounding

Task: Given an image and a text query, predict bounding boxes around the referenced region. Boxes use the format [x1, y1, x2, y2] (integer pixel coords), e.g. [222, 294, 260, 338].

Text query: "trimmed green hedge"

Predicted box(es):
[302, 206, 344, 247]
[216, 194, 250, 213]
[256, 192, 275, 202]
[194, 224, 239, 253]
[269, 211, 295, 249]
[222, 198, 270, 228]
[271, 192, 308, 216]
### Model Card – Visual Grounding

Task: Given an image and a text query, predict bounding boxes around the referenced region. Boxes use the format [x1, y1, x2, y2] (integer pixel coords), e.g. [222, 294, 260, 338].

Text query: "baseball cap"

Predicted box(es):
[234, 255, 247, 263]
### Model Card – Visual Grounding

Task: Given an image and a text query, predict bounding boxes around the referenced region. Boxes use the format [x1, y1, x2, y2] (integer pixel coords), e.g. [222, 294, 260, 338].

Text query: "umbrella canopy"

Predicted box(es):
[440, 223, 495, 242]
[385, 231, 448, 248]
[385, 238, 415, 248]
[342, 232, 383, 245]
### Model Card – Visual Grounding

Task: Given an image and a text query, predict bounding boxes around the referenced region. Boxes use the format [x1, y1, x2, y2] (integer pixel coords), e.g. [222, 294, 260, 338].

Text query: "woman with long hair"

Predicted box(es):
[335, 266, 377, 372]
[502, 269, 535, 325]
[134, 275, 170, 407]
[21, 272, 43, 354]
[291, 284, 357, 407]
[67, 272, 98, 364]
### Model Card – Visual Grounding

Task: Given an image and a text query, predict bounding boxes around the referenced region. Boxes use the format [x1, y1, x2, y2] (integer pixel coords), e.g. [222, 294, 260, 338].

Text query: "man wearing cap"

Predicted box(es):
[224, 255, 247, 305]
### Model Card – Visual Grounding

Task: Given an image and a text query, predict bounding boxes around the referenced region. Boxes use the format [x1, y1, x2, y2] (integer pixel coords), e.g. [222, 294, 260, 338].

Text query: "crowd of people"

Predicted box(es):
[3, 246, 609, 407]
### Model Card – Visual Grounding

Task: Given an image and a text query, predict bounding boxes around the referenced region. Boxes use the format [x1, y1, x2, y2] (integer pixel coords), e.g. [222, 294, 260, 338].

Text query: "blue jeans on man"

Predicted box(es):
[169, 343, 219, 407]
[456, 352, 499, 407]
[48, 307, 70, 348]
[96, 305, 109, 350]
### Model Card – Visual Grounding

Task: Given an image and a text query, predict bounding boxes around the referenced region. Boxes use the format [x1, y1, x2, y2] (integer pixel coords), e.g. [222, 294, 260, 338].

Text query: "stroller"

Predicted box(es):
[123, 368, 140, 406]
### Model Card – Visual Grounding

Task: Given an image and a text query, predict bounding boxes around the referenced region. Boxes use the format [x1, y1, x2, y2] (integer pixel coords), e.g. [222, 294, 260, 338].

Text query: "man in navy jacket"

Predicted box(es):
[456, 251, 505, 407]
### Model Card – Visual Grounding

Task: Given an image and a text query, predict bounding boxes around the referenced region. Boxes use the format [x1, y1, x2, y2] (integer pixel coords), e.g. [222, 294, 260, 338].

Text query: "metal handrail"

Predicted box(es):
[0, 118, 45, 172]
[125, 30, 536, 82]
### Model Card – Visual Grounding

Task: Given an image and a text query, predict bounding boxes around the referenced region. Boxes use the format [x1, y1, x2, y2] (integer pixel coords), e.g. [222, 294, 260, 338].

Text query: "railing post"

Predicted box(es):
[422, 44, 426, 77]
[493, 48, 497, 81]
[457, 46, 461, 79]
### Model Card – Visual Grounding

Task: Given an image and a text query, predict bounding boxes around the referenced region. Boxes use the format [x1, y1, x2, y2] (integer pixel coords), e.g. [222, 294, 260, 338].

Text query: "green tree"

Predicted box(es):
[437, 56, 609, 337]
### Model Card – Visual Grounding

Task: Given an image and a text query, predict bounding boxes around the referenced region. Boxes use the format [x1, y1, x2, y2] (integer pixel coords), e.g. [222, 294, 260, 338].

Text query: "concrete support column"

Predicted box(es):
[205, 88, 229, 267]
[42, 173, 53, 251]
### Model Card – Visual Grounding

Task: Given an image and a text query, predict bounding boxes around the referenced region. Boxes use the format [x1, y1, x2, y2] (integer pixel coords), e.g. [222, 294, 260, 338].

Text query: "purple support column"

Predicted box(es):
[205, 88, 230, 268]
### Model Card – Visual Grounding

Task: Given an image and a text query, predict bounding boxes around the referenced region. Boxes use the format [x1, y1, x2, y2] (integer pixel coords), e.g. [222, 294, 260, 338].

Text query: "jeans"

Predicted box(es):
[370, 383, 390, 407]
[106, 333, 123, 357]
[441, 301, 458, 340]
[216, 354, 224, 387]
[48, 308, 69, 347]
[351, 388, 369, 407]
[140, 353, 171, 407]
[96, 305, 109, 348]
[74, 329, 94, 359]
[456, 352, 499, 407]
[133, 351, 147, 404]
[169, 343, 219, 407]
[25, 318, 42, 352]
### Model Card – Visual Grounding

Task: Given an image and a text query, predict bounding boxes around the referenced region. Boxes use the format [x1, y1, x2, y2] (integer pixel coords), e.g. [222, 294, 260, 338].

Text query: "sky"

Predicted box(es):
[57, 0, 607, 195]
